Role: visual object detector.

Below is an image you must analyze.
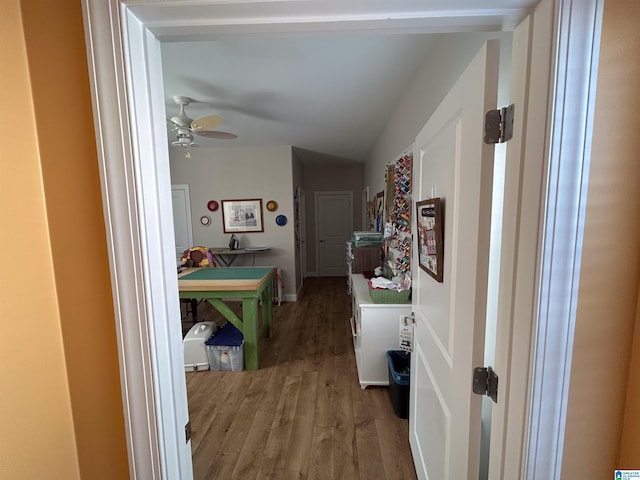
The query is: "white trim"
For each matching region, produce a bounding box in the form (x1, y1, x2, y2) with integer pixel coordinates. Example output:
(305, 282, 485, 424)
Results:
(525, 0, 603, 478)
(125, 13, 192, 478)
(171, 184, 194, 259)
(82, 1, 192, 478)
(81, 1, 162, 478)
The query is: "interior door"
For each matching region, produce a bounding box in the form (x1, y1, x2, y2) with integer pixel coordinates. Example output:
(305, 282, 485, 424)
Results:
(409, 40, 499, 479)
(171, 185, 193, 260)
(316, 191, 352, 276)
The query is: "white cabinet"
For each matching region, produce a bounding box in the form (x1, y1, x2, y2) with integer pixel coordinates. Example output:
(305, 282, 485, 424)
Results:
(350, 274, 411, 389)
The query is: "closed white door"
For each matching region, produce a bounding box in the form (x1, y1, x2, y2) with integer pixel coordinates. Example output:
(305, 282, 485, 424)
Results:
(410, 40, 499, 479)
(171, 185, 193, 260)
(316, 191, 352, 276)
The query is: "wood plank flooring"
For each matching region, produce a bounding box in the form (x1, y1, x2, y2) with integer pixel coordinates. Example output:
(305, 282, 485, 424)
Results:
(184, 277, 417, 480)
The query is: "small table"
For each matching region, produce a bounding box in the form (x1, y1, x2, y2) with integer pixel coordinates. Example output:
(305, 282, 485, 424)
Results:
(178, 267, 275, 370)
(209, 246, 270, 267)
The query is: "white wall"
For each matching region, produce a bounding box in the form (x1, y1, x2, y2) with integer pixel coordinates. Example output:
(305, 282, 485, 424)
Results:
(169, 145, 299, 300)
(364, 31, 512, 193)
(362, 31, 513, 479)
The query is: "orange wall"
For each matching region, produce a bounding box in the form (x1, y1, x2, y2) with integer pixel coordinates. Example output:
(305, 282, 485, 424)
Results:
(562, 0, 640, 477)
(0, 0, 129, 479)
(3, 0, 639, 478)
(0, 1, 80, 478)
(621, 287, 640, 464)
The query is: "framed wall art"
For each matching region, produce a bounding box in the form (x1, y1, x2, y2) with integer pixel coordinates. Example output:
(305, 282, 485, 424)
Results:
(221, 198, 264, 233)
(375, 191, 384, 233)
(416, 198, 443, 282)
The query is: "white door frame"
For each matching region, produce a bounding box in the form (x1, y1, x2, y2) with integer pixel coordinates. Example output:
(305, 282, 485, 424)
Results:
(80, 1, 602, 478)
(297, 186, 307, 281)
(522, 1, 603, 478)
(171, 184, 193, 260)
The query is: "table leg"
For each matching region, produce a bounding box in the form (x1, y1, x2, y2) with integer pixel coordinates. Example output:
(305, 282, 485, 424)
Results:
(190, 298, 198, 322)
(242, 297, 259, 370)
(213, 254, 232, 267)
(261, 281, 274, 338)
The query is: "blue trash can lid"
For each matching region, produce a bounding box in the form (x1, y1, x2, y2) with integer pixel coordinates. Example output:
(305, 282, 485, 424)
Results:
(205, 322, 244, 346)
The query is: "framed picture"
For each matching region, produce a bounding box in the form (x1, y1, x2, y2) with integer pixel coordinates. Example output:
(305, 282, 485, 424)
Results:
(416, 198, 444, 282)
(375, 191, 384, 233)
(221, 198, 264, 233)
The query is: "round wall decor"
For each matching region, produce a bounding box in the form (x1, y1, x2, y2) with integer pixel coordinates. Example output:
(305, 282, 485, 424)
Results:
(207, 200, 219, 212)
(200, 215, 211, 226)
(275, 214, 287, 226)
(266, 200, 278, 212)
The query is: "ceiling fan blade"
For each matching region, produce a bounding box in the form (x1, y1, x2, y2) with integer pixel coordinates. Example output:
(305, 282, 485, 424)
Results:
(190, 115, 222, 131)
(196, 130, 238, 140)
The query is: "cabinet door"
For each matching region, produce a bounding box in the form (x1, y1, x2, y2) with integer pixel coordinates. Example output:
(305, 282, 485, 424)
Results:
(359, 306, 411, 388)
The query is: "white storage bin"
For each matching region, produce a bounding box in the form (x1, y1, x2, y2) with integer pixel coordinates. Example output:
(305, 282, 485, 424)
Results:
(183, 321, 217, 372)
(206, 344, 244, 371)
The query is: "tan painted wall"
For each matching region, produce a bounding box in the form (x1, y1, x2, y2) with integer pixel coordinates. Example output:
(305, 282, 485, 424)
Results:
(0, 0, 129, 479)
(562, 0, 640, 477)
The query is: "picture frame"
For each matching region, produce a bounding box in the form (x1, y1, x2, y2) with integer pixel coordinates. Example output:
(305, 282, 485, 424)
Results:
(221, 198, 264, 233)
(375, 191, 384, 233)
(416, 198, 444, 282)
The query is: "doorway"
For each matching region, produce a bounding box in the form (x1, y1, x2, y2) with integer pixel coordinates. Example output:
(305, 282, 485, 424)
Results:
(83, 1, 602, 478)
(315, 191, 352, 277)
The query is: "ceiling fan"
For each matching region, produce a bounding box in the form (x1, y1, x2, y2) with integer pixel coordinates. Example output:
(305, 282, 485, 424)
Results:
(167, 95, 237, 147)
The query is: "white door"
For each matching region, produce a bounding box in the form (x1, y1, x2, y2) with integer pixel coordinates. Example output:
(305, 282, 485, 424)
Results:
(409, 40, 499, 479)
(171, 185, 193, 260)
(316, 191, 352, 276)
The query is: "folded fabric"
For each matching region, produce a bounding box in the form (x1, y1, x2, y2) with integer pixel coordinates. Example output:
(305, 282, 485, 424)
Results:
(180, 246, 215, 267)
(369, 277, 402, 290)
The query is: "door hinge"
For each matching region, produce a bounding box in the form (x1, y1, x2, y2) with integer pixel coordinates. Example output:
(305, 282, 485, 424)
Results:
(472, 366, 498, 403)
(484, 104, 514, 144)
(185, 421, 192, 443)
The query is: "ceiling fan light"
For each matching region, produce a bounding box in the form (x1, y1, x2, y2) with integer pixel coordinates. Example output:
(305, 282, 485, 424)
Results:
(168, 96, 234, 145)
(171, 114, 193, 127)
(172, 131, 196, 147)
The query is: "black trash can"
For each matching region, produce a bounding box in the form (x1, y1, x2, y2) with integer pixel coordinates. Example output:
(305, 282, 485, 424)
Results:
(386, 350, 411, 419)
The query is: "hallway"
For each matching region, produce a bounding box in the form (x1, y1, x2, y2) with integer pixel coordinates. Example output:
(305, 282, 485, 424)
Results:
(185, 277, 416, 479)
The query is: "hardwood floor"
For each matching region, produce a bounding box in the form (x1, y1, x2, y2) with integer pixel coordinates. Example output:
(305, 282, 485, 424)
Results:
(184, 277, 417, 480)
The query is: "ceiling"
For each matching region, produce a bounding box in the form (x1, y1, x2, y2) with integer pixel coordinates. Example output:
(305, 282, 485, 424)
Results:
(161, 34, 441, 162)
(158, 1, 537, 164)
